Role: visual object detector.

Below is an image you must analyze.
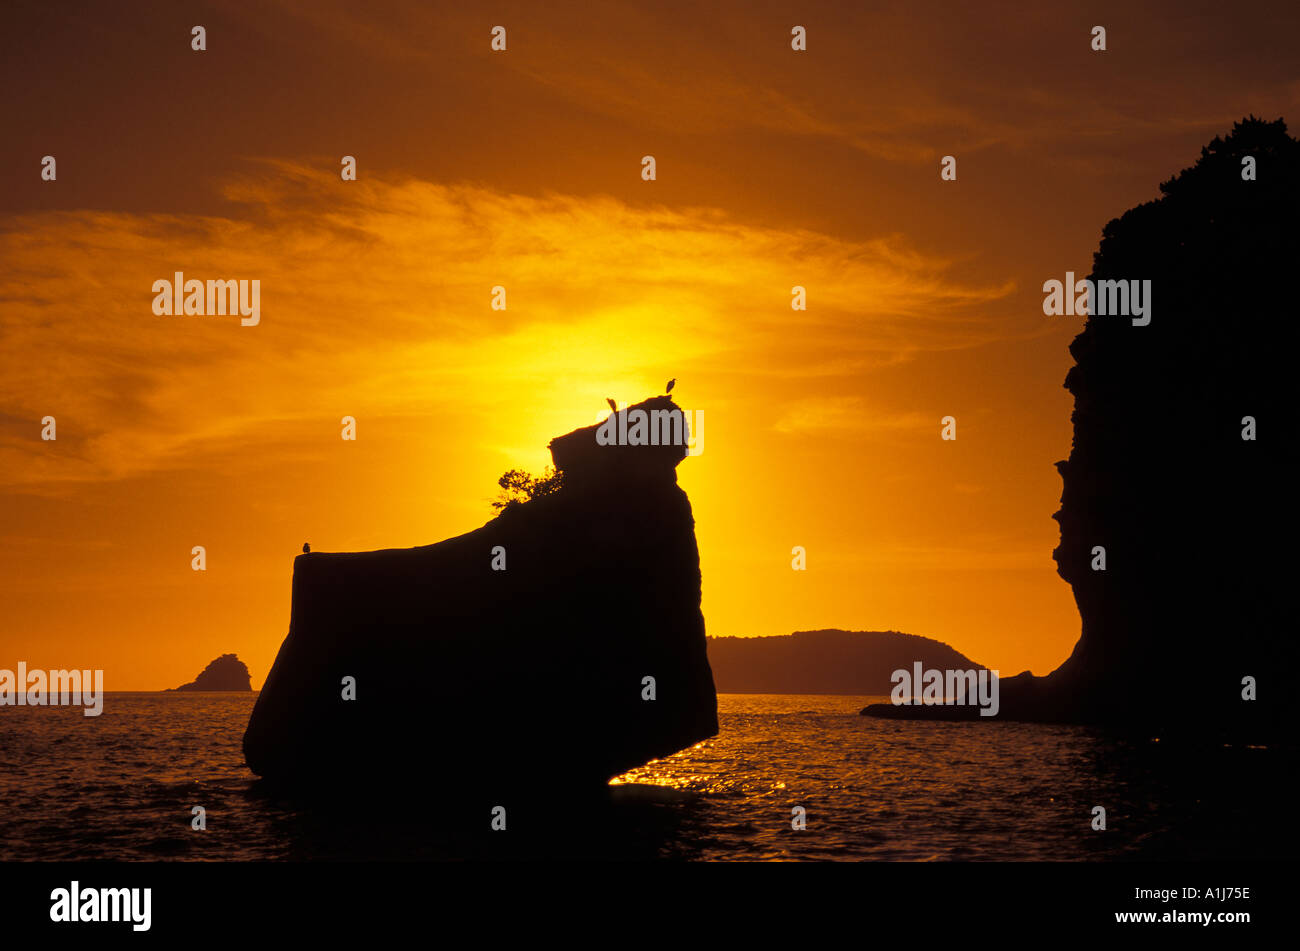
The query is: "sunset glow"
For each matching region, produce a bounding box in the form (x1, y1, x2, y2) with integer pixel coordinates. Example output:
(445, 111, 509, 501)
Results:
(4, 1, 1297, 689)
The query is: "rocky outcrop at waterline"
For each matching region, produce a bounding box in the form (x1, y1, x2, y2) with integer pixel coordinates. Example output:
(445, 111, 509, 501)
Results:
(243, 396, 718, 789)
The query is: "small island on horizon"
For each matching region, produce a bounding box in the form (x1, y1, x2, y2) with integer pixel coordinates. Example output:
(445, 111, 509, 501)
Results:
(167, 653, 253, 692)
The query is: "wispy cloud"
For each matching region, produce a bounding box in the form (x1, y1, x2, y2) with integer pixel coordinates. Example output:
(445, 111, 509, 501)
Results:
(772, 397, 932, 436)
(0, 163, 1013, 489)
(259, 0, 1300, 166)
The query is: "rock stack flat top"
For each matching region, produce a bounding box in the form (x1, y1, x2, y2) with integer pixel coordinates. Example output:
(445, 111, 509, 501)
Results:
(549, 396, 689, 486)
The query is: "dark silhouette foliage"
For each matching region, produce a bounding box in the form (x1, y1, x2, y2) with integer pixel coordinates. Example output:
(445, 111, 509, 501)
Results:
(490, 465, 564, 514)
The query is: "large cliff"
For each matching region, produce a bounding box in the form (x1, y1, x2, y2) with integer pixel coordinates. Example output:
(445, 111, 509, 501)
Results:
(1046, 117, 1297, 732)
(243, 396, 718, 789)
(866, 118, 1298, 733)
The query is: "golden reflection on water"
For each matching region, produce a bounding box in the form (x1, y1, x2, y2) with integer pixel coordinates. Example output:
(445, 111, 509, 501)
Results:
(1, 692, 1281, 860)
(610, 741, 715, 790)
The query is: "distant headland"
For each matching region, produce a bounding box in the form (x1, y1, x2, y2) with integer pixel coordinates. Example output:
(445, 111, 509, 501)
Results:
(707, 629, 984, 695)
(167, 654, 253, 692)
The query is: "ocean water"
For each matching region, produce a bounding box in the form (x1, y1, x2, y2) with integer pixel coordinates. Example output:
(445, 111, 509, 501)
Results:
(0, 693, 1283, 861)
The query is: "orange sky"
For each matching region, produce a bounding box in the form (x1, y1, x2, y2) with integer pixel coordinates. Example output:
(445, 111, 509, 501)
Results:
(3, 1, 1298, 688)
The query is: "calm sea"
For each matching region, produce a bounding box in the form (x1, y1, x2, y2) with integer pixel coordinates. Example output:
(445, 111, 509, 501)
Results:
(0, 692, 1283, 861)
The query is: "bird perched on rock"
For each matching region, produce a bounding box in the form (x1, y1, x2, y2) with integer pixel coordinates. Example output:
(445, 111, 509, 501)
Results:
(606, 398, 617, 412)
(302, 543, 310, 553)
(665, 378, 676, 393)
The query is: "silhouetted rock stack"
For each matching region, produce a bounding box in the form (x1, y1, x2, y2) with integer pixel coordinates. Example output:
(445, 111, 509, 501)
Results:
(243, 396, 717, 791)
(866, 118, 1298, 735)
(168, 653, 252, 691)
